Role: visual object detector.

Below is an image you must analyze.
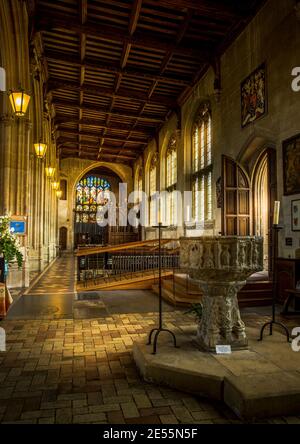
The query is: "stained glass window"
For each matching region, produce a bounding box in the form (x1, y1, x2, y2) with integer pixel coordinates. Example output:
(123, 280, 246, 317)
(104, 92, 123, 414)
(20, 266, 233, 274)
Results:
(75, 176, 111, 223)
(192, 104, 213, 223)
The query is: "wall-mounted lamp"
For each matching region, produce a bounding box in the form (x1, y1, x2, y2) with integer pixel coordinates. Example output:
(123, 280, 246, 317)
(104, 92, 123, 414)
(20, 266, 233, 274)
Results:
(45, 167, 55, 178)
(51, 181, 59, 190)
(34, 141, 47, 159)
(8, 86, 31, 117)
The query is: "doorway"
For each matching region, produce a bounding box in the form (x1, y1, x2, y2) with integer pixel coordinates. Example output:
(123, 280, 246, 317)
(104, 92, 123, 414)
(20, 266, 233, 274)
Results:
(253, 153, 269, 270)
(59, 227, 67, 251)
(222, 148, 277, 276)
(252, 149, 277, 274)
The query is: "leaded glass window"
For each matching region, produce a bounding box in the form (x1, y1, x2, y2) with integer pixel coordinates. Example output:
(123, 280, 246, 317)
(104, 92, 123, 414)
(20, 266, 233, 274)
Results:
(149, 154, 157, 226)
(75, 176, 111, 223)
(166, 136, 177, 226)
(192, 104, 213, 223)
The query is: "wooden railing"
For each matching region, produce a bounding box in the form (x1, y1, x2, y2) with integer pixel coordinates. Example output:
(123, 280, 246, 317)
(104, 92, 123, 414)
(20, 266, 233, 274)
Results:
(76, 239, 180, 287)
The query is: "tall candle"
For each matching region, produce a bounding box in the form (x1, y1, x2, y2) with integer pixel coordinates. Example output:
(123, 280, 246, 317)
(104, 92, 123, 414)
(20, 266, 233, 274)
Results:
(157, 197, 162, 224)
(273, 201, 280, 225)
(186, 205, 191, 223)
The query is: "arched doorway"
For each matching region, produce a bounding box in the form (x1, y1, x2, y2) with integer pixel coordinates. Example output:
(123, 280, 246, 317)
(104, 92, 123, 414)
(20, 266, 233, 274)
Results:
(222, 148, 277, 275)
(59, 227, 68, 251)
(252, 148, 277, 274)
(253, 153, 269, 270)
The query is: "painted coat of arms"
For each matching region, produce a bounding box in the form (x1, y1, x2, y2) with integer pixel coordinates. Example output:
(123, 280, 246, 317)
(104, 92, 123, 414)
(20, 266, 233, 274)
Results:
(241, 64, 266, 128)
(283, 134, 300, 196)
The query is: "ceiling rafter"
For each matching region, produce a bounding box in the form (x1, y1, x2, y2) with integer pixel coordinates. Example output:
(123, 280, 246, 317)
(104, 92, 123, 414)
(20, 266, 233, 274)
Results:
(47, 79, 175, 108)
(58, 138, 143, 152)
(143, 0, 251, 17)
(61, 146, 137, 161)
(53, 100, 164, 123)
(33, 0, 265, 164)
(44, 50, 190, 85)
(99, 0, 143, 161)
(35, 15, 212, 59)
(56, 130, 148, 145)
(78, 0, 88, 158)
(54, 117, 153, 135)
(120, 7, 194, 153)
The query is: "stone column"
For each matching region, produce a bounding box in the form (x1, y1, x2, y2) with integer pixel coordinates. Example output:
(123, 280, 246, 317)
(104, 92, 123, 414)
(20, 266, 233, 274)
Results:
(197, 281, 247, 351)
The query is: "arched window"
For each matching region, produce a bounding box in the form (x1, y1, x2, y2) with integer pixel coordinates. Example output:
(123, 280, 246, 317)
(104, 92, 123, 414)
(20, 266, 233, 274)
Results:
(75, 176, 111, 223)
(166, 136, 177, 226)
(192, 104, 212, 223)
(149, 154, 157, 226)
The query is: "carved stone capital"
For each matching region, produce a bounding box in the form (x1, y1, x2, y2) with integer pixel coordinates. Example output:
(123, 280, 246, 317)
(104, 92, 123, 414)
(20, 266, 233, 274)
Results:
(0, 113, 14, 126)
(24, 118, 33, 131)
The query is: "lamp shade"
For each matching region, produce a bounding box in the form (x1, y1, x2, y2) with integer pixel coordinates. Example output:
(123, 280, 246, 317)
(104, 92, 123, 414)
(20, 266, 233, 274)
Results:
(56, 190, 63, 199)
(9, 88, 31, 117)
(45, 167, 55, 178)
(51, 181, 59, 190)
(34, 141, 47, 159)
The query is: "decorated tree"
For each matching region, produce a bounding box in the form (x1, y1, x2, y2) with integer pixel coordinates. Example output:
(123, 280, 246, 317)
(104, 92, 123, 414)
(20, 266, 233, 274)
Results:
(0, 216, 23, 268)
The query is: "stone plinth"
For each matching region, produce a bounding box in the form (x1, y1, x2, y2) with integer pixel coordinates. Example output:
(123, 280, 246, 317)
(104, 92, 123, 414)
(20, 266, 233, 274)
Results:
(180, 236, 263, 351)
(133, 325, 300, 420)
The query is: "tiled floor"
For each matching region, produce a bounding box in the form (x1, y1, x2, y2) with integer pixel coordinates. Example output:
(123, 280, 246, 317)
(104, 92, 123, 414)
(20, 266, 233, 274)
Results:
(0, 255, 300, 424)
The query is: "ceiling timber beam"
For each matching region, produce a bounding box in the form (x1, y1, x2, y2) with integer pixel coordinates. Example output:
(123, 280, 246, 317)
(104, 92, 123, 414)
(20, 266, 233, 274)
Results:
(47, 79, 176, 107)
(56, 129, 148, 144)
(35, 15, 212, 59)
(44, 50, 190, 85)
(52, 100, 165, 123)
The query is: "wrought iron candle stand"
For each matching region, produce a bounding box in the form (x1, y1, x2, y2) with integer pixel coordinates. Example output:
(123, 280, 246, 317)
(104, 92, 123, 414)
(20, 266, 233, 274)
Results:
(259, 225, 290, 342)
(147, 222, 178, 354)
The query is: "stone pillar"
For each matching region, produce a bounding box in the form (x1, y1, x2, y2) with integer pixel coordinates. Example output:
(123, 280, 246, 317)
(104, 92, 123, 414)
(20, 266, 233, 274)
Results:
(197, 281, 247, 351)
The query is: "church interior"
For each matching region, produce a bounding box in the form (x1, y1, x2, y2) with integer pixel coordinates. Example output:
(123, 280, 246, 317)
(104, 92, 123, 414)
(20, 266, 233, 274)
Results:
(0, 0, 300, 426)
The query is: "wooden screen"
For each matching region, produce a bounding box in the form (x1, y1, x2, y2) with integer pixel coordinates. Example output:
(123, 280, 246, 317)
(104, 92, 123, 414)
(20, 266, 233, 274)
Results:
(222, 155, 251, 236)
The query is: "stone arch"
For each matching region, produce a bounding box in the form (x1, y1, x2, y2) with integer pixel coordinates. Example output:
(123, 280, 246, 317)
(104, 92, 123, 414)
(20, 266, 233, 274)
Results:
(182, 98, 212, 183)
(236, 132, 277, 176)
(160, 131, 178, 191)
(72, 162, 128, 196)
(144, 149, 158, 196)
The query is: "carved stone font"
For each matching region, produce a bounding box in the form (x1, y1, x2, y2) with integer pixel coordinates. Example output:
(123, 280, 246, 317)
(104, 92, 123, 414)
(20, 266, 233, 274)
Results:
(180, 236, 263, 351)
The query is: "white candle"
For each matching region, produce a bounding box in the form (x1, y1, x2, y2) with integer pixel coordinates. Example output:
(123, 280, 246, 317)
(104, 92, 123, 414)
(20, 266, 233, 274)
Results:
(158, 197, 162, 224)
(273, 201, 280, 225)
(186, 205, 191, 223)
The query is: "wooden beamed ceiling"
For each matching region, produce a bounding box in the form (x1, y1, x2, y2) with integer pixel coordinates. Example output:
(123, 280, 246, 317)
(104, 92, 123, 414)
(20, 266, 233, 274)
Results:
(30, 0, 265, 165)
